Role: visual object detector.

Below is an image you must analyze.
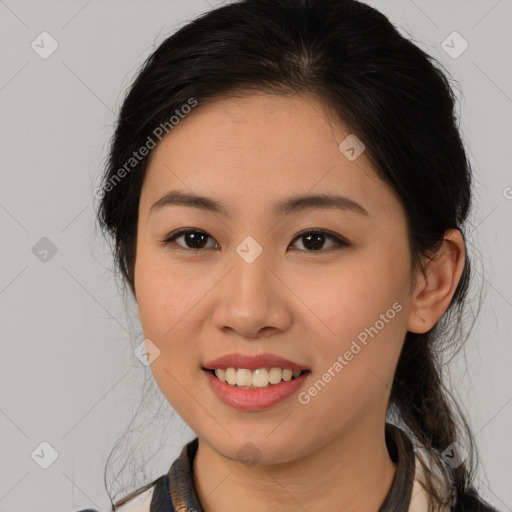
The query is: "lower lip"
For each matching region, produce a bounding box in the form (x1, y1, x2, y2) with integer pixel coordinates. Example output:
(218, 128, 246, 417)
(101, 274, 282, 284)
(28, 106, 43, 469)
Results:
(203, 370, 310, 411)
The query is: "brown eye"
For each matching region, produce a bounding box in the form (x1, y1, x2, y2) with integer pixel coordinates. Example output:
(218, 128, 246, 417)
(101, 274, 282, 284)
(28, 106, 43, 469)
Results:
(162, 228, 348, 253)
(289, 230, 348, 252)
(163, 229, 219, 250)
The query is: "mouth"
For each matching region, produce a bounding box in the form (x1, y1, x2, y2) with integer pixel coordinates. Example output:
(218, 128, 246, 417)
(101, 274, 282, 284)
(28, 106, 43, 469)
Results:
(202, 353, 311, 410)
(203, 367, 311, 390)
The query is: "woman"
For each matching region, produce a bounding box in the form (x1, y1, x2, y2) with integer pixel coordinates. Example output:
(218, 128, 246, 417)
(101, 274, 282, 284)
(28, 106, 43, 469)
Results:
(89, 0, 501, 510)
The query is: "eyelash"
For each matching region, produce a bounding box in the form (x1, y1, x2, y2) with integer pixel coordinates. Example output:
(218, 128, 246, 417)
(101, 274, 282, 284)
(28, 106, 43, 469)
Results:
(161, 228, 349, 253)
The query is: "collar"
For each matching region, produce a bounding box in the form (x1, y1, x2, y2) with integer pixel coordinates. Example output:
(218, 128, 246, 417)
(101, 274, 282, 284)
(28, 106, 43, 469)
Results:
(146, 422, 420, 512)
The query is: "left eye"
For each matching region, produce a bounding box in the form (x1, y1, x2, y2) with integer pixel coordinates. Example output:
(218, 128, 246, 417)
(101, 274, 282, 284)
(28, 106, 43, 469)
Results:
(289, 230, 348, 252)
(162, 229, 348, 252)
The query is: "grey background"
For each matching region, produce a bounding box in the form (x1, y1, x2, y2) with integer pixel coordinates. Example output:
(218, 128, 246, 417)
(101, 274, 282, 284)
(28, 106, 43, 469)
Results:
(1, 1, 511, 511)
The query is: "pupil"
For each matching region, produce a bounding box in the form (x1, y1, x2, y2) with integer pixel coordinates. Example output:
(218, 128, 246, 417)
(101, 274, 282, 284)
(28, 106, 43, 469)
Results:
(186, 231, 207, 248)
(304, 233, 324, 250)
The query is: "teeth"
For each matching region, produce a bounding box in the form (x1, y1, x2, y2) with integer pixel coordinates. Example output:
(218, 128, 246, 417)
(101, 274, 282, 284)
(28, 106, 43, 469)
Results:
(269, 367, 282, 384)
(214, 367, 304, 388)
(252, 368, 269, 387)
(282, 369, 293, 381)
(225, 367, 237, 385)
(236, 368, 252, 387)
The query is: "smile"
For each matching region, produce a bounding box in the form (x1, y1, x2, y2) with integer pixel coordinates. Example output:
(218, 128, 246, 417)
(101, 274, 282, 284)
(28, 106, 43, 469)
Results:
(202, 368, 311, 411)
(211, 367, 305, 389)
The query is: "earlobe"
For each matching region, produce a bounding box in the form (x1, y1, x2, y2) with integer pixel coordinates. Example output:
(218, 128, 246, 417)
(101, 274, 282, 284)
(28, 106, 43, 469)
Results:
(405, 229, 466, 334)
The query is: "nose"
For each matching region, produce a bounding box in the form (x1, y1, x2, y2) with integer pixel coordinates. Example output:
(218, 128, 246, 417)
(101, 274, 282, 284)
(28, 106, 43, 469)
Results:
(211, 245, 293, 338)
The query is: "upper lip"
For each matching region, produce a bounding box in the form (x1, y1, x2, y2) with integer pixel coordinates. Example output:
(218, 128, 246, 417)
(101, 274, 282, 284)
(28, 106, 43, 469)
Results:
(203, 352, 310, 371)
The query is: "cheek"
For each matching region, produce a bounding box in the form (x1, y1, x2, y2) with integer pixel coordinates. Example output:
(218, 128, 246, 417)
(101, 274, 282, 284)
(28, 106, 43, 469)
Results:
(310, 283, 405, 385)
(135, 243, 200, 335)
(296, 246, 409, 340)
(294, 249, 409, 407)
(134, 247, 204, 414)
(298, 291, 406, 432)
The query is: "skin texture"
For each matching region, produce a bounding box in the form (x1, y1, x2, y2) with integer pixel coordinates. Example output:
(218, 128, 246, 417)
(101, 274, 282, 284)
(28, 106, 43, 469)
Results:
(134, 91, 465, 512)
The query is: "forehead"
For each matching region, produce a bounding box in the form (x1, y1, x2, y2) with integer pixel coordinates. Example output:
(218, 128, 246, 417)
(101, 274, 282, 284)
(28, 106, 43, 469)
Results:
(141, 91, 402, 221)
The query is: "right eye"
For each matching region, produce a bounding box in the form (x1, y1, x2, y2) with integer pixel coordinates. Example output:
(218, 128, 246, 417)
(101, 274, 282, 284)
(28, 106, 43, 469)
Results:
(162, 229, 219, 251)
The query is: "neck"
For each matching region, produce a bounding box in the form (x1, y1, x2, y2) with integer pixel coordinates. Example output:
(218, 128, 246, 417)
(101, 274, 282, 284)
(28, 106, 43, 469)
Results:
(193, 419, 397, 512)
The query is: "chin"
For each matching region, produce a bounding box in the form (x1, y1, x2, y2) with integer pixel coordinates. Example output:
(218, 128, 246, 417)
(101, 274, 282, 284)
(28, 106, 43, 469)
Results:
(204, 430, 306, 466)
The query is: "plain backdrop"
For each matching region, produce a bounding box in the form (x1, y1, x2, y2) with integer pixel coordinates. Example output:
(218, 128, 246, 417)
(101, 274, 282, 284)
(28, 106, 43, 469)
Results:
(0, 1, 511, 511)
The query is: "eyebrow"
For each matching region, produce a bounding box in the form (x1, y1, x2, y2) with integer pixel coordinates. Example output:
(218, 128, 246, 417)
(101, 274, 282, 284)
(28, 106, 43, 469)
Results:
(149, 190, 369, 217)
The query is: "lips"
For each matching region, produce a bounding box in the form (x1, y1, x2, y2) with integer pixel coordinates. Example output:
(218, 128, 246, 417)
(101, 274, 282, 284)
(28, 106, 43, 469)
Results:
(203, 367, 310, 411)
(203, 352, 310, 372)
(202, 352, 311, 410)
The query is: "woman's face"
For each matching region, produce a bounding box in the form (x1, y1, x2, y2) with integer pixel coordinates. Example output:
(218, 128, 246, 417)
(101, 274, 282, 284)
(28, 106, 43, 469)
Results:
(134, 91, 416, 464)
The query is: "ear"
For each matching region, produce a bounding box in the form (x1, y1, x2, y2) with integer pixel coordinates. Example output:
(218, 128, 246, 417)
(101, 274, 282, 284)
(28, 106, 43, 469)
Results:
(406, 229, 466, 334)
